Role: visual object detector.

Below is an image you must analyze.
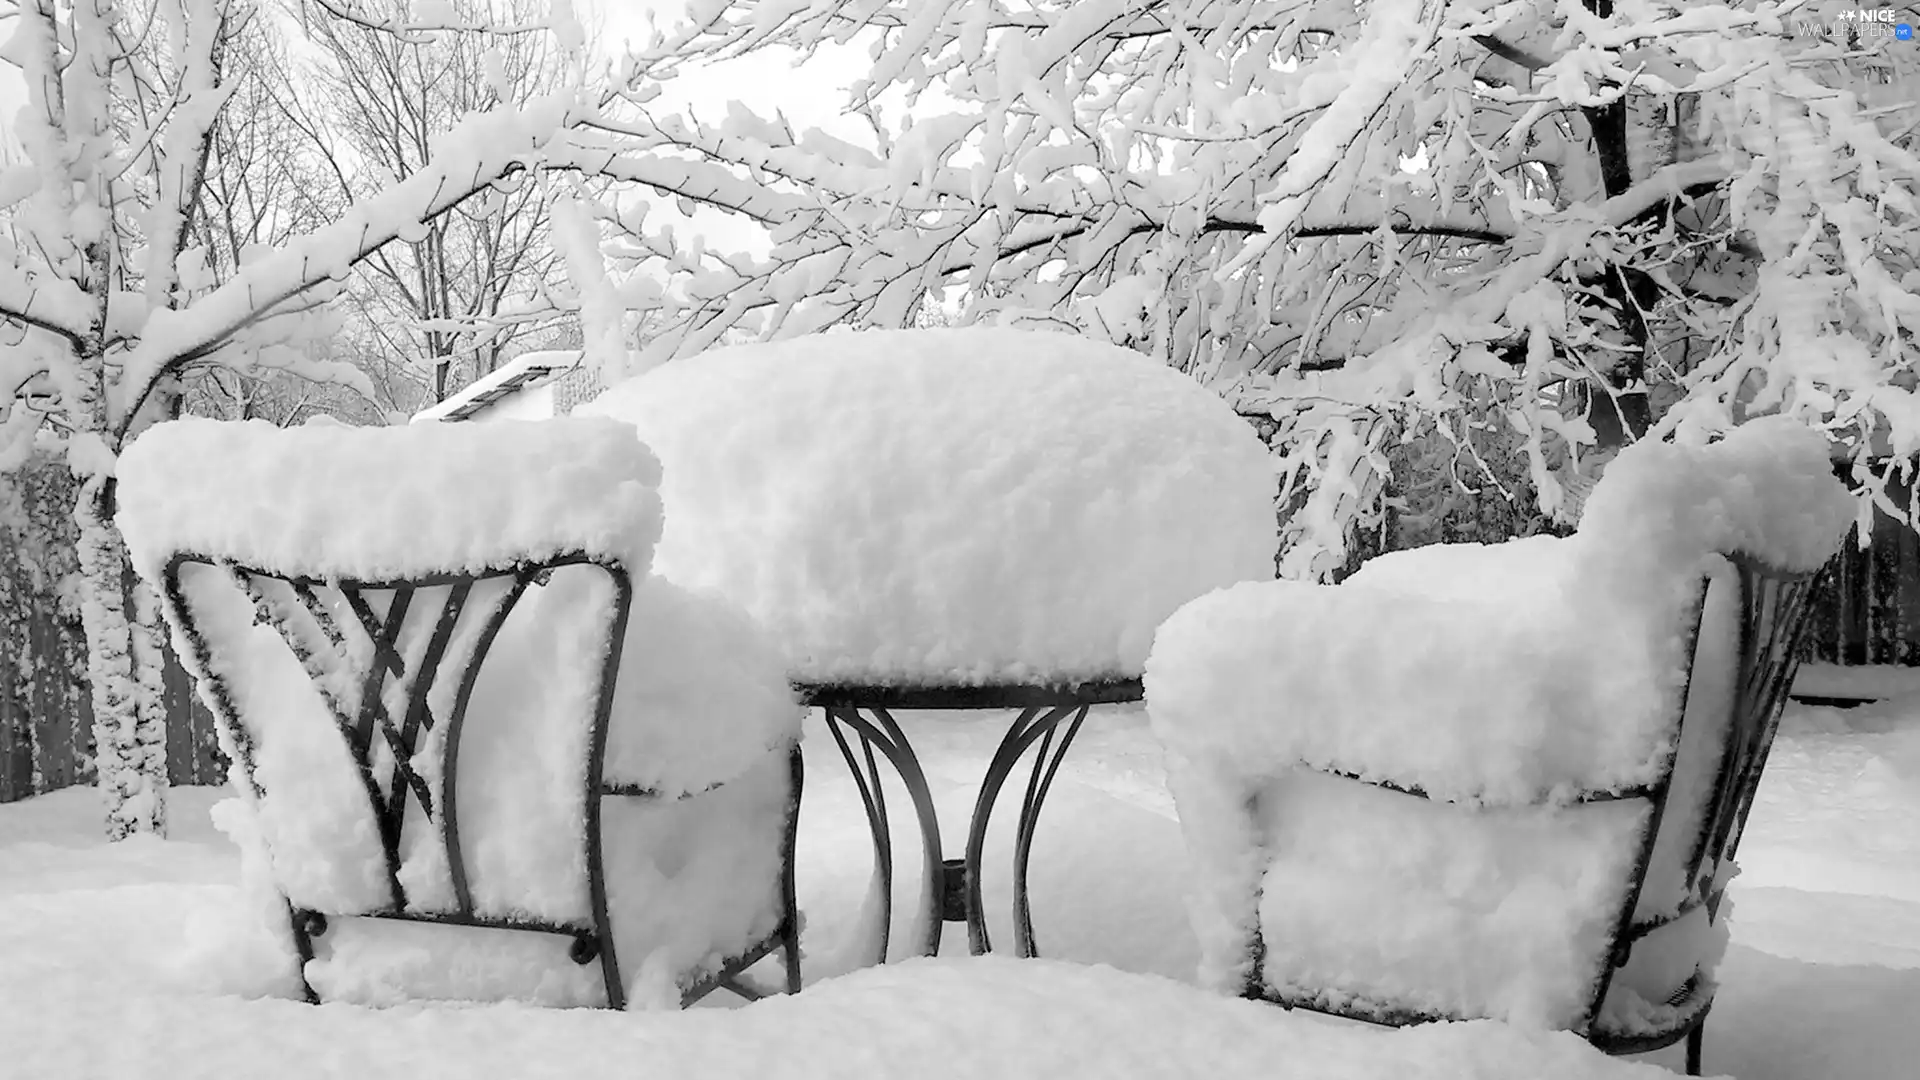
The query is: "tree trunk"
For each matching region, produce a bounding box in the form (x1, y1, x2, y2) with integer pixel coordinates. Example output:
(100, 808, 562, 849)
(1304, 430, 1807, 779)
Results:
(74, 480, 168, 839)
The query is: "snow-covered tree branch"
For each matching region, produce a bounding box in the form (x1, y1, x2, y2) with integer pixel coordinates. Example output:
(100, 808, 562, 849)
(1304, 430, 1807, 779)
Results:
(588, 0, 1920, 578)
(0, 0, 644, 839)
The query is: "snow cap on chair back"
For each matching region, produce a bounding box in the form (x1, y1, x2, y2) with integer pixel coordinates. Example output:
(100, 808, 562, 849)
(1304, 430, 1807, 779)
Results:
(1555, 415, 1857, 802)
(1575, 414, 1855, 583)
(114, 416, 665, 585)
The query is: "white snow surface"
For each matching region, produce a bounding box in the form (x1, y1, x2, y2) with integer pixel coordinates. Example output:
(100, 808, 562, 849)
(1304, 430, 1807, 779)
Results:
(114, 416, 664, 582)
(580, 327, 1278, 686)
(7, 696, 1920, 1078)
(598, 575, 806, 796)
(1249, 771, 1651, 1028)
(1144, 417, 1854, 1028)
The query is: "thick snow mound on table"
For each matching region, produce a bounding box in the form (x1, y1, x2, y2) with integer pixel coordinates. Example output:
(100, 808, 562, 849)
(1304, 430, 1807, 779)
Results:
(115, 416, 664, 583)
(580, 327, 1278, 686)
(1146, 417, 1853, 1026)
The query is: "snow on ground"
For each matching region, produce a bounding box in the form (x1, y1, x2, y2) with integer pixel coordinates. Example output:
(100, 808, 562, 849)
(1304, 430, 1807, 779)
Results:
(4, 699, 1919, 1078)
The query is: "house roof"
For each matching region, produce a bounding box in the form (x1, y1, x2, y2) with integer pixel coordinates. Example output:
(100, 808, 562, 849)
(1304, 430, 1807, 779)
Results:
(410, 351, 583, 423)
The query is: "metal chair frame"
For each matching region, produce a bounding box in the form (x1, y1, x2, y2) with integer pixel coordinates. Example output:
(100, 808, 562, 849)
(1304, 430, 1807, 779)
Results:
(1237, 553, 1820, 1076)
(159, 551, 803, 1009)
(795, 679, 1142, 962)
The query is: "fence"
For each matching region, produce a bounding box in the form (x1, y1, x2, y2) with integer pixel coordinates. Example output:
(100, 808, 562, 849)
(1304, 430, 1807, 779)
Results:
(1803, 501, 1920, 667)
(0, 606, 224, 804)
(0, 458, 223, 805)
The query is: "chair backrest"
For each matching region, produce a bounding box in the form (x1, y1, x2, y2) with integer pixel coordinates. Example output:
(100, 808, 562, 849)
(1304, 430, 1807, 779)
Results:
(161, 553, 634, 925)
(1691, 557, 1820, 909)
(1588, 553, 1820, 1023)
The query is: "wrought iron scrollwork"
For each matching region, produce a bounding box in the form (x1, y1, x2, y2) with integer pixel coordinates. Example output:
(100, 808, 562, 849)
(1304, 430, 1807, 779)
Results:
(162, 553, 804, 1010)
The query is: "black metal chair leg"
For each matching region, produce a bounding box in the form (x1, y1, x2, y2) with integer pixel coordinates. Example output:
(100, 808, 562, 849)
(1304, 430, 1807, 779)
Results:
(288, 904, 321, 1004)
(1686, 1021, 1704, 1076)
(782, 745, 805, 994)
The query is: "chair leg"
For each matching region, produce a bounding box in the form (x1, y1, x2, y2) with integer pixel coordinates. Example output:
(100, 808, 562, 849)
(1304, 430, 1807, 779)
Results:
(783, 743, 804, 995)
(287, 904, 322, 1005)
(1686, 1021, 1705, 1076)
(781, 912, 803, 995)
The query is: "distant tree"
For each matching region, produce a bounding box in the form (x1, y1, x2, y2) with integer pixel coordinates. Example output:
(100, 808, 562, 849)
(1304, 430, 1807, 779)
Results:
(0, 0, 645, 838)
(290, 0, 584, 402)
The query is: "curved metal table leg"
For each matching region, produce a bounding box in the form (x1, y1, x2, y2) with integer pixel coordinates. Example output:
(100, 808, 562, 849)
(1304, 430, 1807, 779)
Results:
(823, 706, 947, 961)
(962, 704, 1090, 957)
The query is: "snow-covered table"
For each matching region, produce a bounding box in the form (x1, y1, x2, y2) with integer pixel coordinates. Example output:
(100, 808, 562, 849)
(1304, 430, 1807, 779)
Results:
(581, 328, 1278, 961)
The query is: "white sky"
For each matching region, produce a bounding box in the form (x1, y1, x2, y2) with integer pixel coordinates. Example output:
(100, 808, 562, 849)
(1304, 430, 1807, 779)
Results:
(598, 0, 869, 258)
(0, 1, 864, 251)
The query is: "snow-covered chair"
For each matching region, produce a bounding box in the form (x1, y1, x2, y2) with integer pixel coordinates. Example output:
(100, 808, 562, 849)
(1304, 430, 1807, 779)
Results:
(1145, 417, 1857, 1074)
(115, 417, 806, 1010)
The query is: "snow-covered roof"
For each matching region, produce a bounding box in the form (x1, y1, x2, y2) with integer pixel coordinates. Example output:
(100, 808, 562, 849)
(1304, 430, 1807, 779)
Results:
(410, 351, 582, 423)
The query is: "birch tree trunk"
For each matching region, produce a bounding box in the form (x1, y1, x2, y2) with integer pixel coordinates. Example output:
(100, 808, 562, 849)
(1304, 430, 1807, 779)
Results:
(74, 480, 168, 840)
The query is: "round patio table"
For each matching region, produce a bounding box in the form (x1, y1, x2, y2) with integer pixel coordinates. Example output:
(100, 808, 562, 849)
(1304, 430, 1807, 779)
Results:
(579, 327, 1278, 963)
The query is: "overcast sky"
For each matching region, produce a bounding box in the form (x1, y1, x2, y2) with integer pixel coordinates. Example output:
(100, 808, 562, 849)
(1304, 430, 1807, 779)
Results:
(602, 0, 869, 258)
(0, 0, 866, 253)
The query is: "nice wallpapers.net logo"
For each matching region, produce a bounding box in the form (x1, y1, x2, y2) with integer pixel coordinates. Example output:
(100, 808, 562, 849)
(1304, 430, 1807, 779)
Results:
(1792, 8, 1916, 40)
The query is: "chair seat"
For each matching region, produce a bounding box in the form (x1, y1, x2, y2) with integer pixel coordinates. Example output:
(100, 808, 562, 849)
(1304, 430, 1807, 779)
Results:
(307, 748, 797, 1008)
(1249, 769, 1654, 1029)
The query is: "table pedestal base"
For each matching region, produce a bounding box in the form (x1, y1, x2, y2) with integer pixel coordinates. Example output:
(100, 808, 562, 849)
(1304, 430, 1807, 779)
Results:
(802, 681, 1139, 964)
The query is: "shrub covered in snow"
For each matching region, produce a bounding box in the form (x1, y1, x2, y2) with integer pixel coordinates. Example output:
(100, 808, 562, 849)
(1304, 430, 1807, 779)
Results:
(581, 326, 1279, 687)
(1145, 416, 1854, 1029)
